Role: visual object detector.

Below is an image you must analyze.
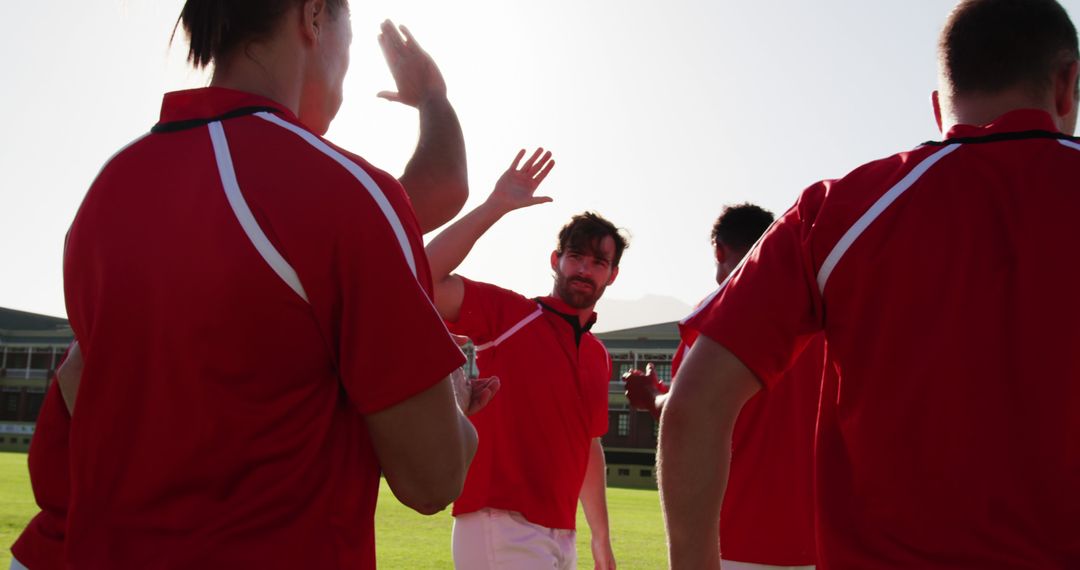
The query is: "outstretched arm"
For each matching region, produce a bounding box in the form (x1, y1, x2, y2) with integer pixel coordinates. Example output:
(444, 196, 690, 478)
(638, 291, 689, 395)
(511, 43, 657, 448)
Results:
(425, 148, 555, 321)
(657, 336, 761, 569)
(378, 20, 468, 233)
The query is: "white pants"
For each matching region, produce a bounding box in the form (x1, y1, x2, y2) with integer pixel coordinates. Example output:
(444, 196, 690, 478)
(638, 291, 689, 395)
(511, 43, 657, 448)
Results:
(722, 560, 815, 570)
(9, 558, 29, 570)
(452, 509, 577, 570)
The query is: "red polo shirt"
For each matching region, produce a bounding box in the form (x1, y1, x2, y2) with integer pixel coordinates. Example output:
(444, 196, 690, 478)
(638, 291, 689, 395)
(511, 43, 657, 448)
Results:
(448, 278, 610, 530)
(11, 366, 71, 570)
(61, 88, 463, 569)
(684, 109, 1080, 568)
(671, 329, 820, 566)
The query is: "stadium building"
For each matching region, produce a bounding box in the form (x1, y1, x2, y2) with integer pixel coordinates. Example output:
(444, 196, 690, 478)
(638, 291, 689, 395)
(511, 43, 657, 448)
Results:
(0, 307, 73, 452)
(595, 322, 678, 489)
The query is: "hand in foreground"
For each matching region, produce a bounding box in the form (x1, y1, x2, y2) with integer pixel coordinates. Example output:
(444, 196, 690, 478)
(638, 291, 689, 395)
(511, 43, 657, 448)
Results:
(591, 535, 617, 570)
(622, 363, 666, 415)
(485, 148, 555, 214)
(464, 376, 500, 416)
(450, 368, 501, 416)
(377, 20, 446, 107)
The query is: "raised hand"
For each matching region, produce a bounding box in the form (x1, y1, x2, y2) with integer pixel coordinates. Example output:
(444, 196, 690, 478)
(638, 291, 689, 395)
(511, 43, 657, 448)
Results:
(377, 20, 446, 107)
(622, 363, 666, 417)
(485, 148, 556, 214)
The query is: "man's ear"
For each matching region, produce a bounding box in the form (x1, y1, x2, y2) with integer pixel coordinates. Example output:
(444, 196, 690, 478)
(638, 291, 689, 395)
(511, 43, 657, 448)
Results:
(300, 0, 325, 44)
(715, 244, 727, 265)
(607, 266, 619, 286)
(550, 251, 560, 272)
(1054, 60, 1079, 118)
(932, 90, 943, 133)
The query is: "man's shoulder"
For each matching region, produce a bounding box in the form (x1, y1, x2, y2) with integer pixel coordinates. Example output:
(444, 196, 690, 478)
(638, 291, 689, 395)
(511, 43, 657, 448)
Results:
(830, 144, 937, 195)
(798, 144, 942, 226)
(460, 277, 534, 307)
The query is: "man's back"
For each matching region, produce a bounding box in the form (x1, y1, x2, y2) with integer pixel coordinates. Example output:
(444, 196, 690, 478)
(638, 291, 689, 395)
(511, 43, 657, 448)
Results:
(62, 89, 460, 568)
(695, 109, 1080, 568)
(812, 110, 1080, 567)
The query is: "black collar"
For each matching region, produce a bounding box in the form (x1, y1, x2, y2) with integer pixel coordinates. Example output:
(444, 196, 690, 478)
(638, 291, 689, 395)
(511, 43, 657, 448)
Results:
(922, 129, 1078, 147)
(534, 298, 595, 348)
(151, 106, 283, 134)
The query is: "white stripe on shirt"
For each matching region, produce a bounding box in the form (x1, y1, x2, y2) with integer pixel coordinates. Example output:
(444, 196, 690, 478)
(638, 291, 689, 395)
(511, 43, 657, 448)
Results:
(474, 305, 544, 352)
(816, 144, 960, 295)
(253, 112, 418, 278)
(1058, 138, 1080, 153)
(208, 121, 310, 303)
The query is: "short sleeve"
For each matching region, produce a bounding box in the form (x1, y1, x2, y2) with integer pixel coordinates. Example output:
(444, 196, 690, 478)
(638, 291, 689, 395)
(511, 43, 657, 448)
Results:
(588, 349, 612, 437)
(683, 183, 826, 389)
(447, 277, 535, 346)
(335, 200, 465, 415)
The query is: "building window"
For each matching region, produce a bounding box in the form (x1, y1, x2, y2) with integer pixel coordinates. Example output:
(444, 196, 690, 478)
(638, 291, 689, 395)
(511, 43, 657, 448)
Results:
(617, 413, 629, 436)
(1, 390, 20, 421)
(653, 362, 673, 382)
(23, 390, 45, 422)
(617, 468, 630, 476)
(640, 469, 652, 477)
(29, 348, 54, 370)
(4, 348, 28, 370)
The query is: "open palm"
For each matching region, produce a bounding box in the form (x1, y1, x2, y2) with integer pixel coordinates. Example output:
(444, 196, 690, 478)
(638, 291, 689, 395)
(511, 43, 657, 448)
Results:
(487, 148, 556, 213)
(377, 20, 446, 107)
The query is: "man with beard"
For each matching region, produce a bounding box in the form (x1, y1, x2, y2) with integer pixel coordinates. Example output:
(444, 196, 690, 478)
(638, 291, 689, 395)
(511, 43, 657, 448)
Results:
(426, 148, 625, 569)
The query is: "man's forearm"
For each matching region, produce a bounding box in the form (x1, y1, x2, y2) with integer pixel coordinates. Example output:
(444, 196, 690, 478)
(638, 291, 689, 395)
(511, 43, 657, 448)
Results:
(457, 409, 479, 471)
(425, 200, 507, 281)
(658, 337, 761, 569)
(658, 392, 727, 569)
(400, 96, 468, 233)
(580, 438, 612, 542)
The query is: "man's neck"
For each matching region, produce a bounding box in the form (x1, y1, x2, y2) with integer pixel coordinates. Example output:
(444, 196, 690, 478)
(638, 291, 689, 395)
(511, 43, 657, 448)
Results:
(537, 297, 596, 348)
(941, 88, 1059, 134)
(210, 43, 304, 118)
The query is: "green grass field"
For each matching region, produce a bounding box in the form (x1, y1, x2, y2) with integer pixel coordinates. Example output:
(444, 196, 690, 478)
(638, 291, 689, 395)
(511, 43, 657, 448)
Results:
(0, 452, 667, 568)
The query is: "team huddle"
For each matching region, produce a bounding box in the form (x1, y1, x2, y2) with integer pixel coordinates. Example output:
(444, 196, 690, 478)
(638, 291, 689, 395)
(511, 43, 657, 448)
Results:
(10, 0, 1080, 569)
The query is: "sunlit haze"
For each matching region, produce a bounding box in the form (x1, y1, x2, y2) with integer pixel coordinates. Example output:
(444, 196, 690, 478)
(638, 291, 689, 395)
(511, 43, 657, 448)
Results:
(5, 1, 1078, 331)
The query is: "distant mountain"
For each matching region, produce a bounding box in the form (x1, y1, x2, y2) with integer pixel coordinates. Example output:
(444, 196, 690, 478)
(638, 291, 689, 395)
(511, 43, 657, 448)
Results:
(593, 295, 695, 333)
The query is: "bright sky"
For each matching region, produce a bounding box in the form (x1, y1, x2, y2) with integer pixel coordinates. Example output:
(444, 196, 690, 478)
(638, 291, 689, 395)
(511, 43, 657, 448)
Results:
(4, 1, 1079, 331)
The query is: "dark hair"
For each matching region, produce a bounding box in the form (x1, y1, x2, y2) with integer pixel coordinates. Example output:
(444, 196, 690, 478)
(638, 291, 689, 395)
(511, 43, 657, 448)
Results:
(556, 212, 629, 268)
(940, 0, 1079, 97)
(174, 0, 348, 69)
(711, 203, 774, 253)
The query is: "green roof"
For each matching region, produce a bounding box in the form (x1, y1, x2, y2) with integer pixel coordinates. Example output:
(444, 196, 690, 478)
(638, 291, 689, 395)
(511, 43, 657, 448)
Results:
(595, 321, 680, 341)
(0, 307, 73, 345)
